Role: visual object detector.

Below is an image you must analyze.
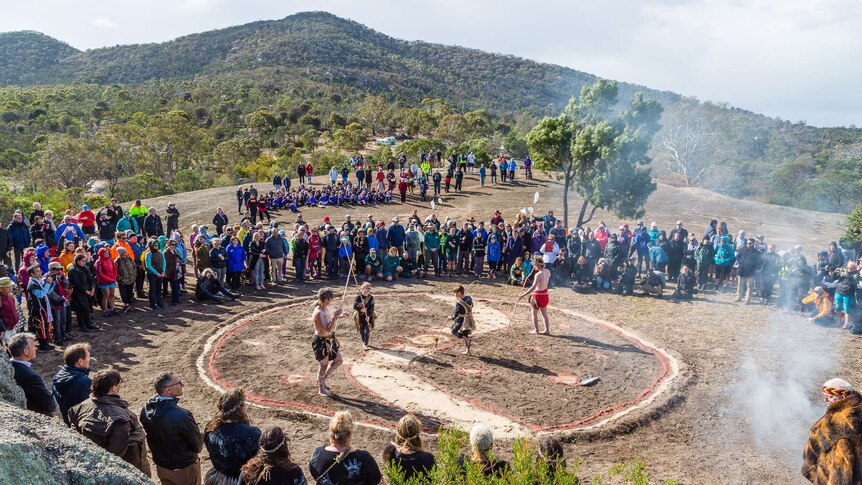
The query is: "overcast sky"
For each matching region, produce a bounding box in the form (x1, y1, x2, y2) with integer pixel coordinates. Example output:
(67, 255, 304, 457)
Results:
(3, 0, 860, 127)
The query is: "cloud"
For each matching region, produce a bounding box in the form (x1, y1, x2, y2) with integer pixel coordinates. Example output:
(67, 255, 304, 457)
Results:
(91, 17, 118, 29)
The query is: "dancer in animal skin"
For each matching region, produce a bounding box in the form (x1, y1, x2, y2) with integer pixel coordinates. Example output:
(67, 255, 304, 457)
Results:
(802, 378, 862, 484)
(312, 288, 346, 397)
(448, 285, 474, 355)
(518, 255, 551, 335)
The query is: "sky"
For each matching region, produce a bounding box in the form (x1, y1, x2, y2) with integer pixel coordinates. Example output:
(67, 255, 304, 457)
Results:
(2, 0, 861, 127)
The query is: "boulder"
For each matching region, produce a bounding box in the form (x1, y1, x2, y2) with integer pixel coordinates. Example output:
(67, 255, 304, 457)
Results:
(0, 351, 25, 408)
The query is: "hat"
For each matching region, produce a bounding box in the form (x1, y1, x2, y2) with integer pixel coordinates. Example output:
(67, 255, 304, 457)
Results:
(48, 262, 62, 270)
(123, 210, 130, 215)
(637, 220, 644, 225)
(676, 220, 683, 225)
(651, 222, 657, 227)
(82, 205, 89, 210)
(323, 216, 331, 222)
(135, 199, 141, 204)
(823, 378, 854, 396)
(369, 248, 377, 253)
(392, 216, 399, 222)
(0, 277, 13, 288)
(278, 230, 286, 236)
(813, 286, 824, 293)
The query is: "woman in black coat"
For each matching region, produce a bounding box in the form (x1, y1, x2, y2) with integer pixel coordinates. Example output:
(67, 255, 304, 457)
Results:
(68, 253, 96, 332)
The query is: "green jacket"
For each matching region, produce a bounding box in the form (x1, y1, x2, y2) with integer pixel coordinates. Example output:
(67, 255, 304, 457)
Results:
(424, 231, 441, 251)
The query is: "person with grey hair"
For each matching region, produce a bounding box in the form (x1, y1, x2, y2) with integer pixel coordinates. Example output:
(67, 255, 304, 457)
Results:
(140, 371, 203, 485)
(9, 332, 55, 416)
(458, 422, 510, 477)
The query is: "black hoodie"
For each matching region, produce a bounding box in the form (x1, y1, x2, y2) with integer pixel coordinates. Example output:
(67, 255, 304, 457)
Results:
(140, 396, 203, 469)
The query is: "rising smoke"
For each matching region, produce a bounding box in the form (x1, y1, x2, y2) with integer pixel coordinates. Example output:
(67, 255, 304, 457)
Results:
(725, 309, 838, 468)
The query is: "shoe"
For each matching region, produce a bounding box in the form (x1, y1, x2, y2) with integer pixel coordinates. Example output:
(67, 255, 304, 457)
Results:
(86, 324, 98, 330)
(151, 304, 158, 310)
(157, 303, 165, 309)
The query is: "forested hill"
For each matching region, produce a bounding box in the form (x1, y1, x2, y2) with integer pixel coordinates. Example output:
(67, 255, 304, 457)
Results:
(0, 31, 79, 85)
(0, 11, 677, 114)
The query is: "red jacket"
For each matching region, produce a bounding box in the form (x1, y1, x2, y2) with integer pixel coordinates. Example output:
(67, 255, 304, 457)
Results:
(77, 210, 96, 228)
(0, 293, 18, 331)
(95, 249, 118, 285)
(398, 181, 408, 193)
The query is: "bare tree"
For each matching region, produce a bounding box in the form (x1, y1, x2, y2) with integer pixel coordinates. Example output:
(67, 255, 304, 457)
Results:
(656, 99, 718, 186)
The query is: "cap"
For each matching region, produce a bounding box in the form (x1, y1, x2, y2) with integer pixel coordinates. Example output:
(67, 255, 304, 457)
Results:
(82, 205, 89, 210)
(278, 230, 286, 236)
(676, 220, 683, 225)
(0, 277, 13, 288)
(48, 262, 63, 270)
(392, 216, 399, 222)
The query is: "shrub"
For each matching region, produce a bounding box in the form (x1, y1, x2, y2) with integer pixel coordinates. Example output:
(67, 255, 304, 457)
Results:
(384, 428, 676, 485)
(116, 172, 170, 201)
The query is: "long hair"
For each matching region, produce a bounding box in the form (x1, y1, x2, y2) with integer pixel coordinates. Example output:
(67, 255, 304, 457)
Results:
(205, 389, 250, 434)
(394, 414, 424, 454)
(241, 427, 299, 483)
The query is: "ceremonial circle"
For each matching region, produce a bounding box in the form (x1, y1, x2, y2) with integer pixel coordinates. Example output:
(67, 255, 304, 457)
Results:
(200, 291, 681, 438)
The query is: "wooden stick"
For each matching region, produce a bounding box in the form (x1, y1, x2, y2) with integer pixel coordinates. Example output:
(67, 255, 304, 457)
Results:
(509, 267, 535, 328)
(340, 251, 357, 306)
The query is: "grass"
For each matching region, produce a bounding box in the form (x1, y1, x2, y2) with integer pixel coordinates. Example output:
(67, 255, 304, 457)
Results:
(384, 428, 677, 484)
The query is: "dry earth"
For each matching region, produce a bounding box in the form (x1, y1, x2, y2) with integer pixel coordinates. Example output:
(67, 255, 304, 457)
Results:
(28, 171, 856, 484)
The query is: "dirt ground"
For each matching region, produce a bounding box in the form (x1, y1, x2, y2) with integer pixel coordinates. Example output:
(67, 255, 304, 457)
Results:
(30, 171, 856, 484)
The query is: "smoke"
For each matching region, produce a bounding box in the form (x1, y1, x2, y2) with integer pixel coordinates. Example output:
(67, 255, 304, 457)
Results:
(724, 310, 838, 467)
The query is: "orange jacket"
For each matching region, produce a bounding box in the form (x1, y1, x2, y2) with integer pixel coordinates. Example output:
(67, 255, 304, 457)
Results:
(111, 240, 132, 261)
(802, 292, 833, 319)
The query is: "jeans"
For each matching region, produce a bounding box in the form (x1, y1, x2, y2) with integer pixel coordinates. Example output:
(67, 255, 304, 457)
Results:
(596, 276, 611, 289)
(135, 265, 146, 296)
(213, 267, 226, 284)
(51, 306, 66, 344)
(473, 255, 484, 277)
(325, 252, 339, 277)
(253, 258, 266, 286)
(169, 279, 181, 304)
(200, 286, 235, 303)
(457, 249, 470, 274)
(227, 271, 242, 290)
(294, 256, 306, 280)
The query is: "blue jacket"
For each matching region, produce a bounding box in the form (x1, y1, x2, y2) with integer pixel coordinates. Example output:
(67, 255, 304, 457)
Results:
(55, 222, 86, 244)
(633, 230, 650, 255)
(649, 245, 668, 265)
(714, 244, 734, 266)
(116, 216, 139, 234)
(386, 224, 405, 247)
(8, 220, 30, 249)
(486, 238, 502, 262)
(51, 365, 92, 426)
(226, 244, 245, 272)
(338, 244, 353, 259)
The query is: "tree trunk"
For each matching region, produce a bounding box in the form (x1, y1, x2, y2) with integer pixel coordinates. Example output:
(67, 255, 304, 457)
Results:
(576, 199, 589, 230)
(562, 172, 571, 229)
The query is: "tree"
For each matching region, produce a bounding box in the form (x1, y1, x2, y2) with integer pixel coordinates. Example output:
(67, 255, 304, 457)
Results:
(434, 114, 469, 146)
(528, 80, 662, 228)
(35, 134, 107, 190)
(333, 122, 368, 152)
(464, 109, 493, 136)
(213, 137, 260, 175)
(656, 98, 719, 185)
(356, 95, 389, 136)
(841, 204, 862, 248)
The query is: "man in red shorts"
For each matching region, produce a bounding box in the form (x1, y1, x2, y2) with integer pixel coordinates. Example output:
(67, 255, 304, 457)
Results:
(518, 255, 551, 335)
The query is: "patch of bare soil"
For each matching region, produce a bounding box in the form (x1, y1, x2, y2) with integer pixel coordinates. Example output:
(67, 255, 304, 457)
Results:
(23, 171, 850, 484)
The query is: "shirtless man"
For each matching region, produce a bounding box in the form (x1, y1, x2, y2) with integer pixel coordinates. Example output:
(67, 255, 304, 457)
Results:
(448, 285, 474, 355)
(312, 288, 346, 397)
(518, 255, 551, 335)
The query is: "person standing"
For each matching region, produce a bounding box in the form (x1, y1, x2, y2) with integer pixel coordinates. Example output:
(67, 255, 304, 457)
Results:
(68, 370, 152, 478)
(140, 371, 204, 485)
(7, 212, 30, 269)
(802, 378, 862, 484)
(312, 288, 346, 397)
(166, 203, 180, 236)
(208, 238, 228, 285)
(143, 208, 165, 239)
(212, 208, 228, 236)
(145, 240, 166, 310)
(51, 343, 92, 426)
(203, 389, 261, 485)
(293, 226, 310, 282)
(353, 282, 376, 351)
(448, 285, 474, 355)
(309, 411, 382, 484)
(9, 333, 56, 416)
(517, 256, 552, 335)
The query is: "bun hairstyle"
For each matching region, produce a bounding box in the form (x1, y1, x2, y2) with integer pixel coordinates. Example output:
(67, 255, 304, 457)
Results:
(242, 427, 298, 483)
(469, 422, 494, 462)
(318, 288, 335, 303)
(394, 414, 424, 453)
(329, 411, 354, 446)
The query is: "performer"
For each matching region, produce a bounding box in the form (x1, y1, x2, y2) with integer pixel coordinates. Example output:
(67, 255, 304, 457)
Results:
(448, 285, 474, 355)
(802, 378, 862, 484)
(518, 255, 551, 335)
(312, 288, 346, 397)
(353, 282, 376, 351)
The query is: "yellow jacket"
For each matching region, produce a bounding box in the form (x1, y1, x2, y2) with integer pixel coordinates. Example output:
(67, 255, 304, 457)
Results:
(802, 292, 833, 319)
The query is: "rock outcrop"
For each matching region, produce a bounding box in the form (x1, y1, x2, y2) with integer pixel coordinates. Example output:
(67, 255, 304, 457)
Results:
(0, 355, 152, 484)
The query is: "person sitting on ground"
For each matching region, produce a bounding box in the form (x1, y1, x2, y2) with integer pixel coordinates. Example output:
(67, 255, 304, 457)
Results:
(308, 411, 382, 484)
(9, 332, 56, 416)
(673, 265, 698, 300)
(537, 437, 566, 476)
(458, 422, 510, 478)
(204, 389, 261, 485)
(382, 414, 436, 481)
(195, 268, 237, 304)
(616, 259, 638, 296)
(594, 258, 612, 290)
(51, 343, 92, 427)
(241, 426, 307, 485)
(68, 370, 151, 478)
(801, 286, 834, 326)
(509, 256, 524, 286)
(382, 247, 402, 282)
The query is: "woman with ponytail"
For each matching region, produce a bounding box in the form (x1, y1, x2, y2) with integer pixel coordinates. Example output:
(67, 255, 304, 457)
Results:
(308, 411, 381, 484)
(382, 414, 435, 480)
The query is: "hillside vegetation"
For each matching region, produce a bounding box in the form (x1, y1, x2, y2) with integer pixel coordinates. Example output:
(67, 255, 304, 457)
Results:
(0, 11, 860, 213)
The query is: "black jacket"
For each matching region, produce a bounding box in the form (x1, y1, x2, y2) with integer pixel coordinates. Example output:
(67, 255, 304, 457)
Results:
(143, 214, 164, 239)
(68, 264, 95, 308)
(12, 361, 56, 416)
(196, 276, 226, 300)
(0, 227, 10, 256)
(204, 422, 261, 478)
(140, 396, 203, 469)
(51, 365, 92, 426)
